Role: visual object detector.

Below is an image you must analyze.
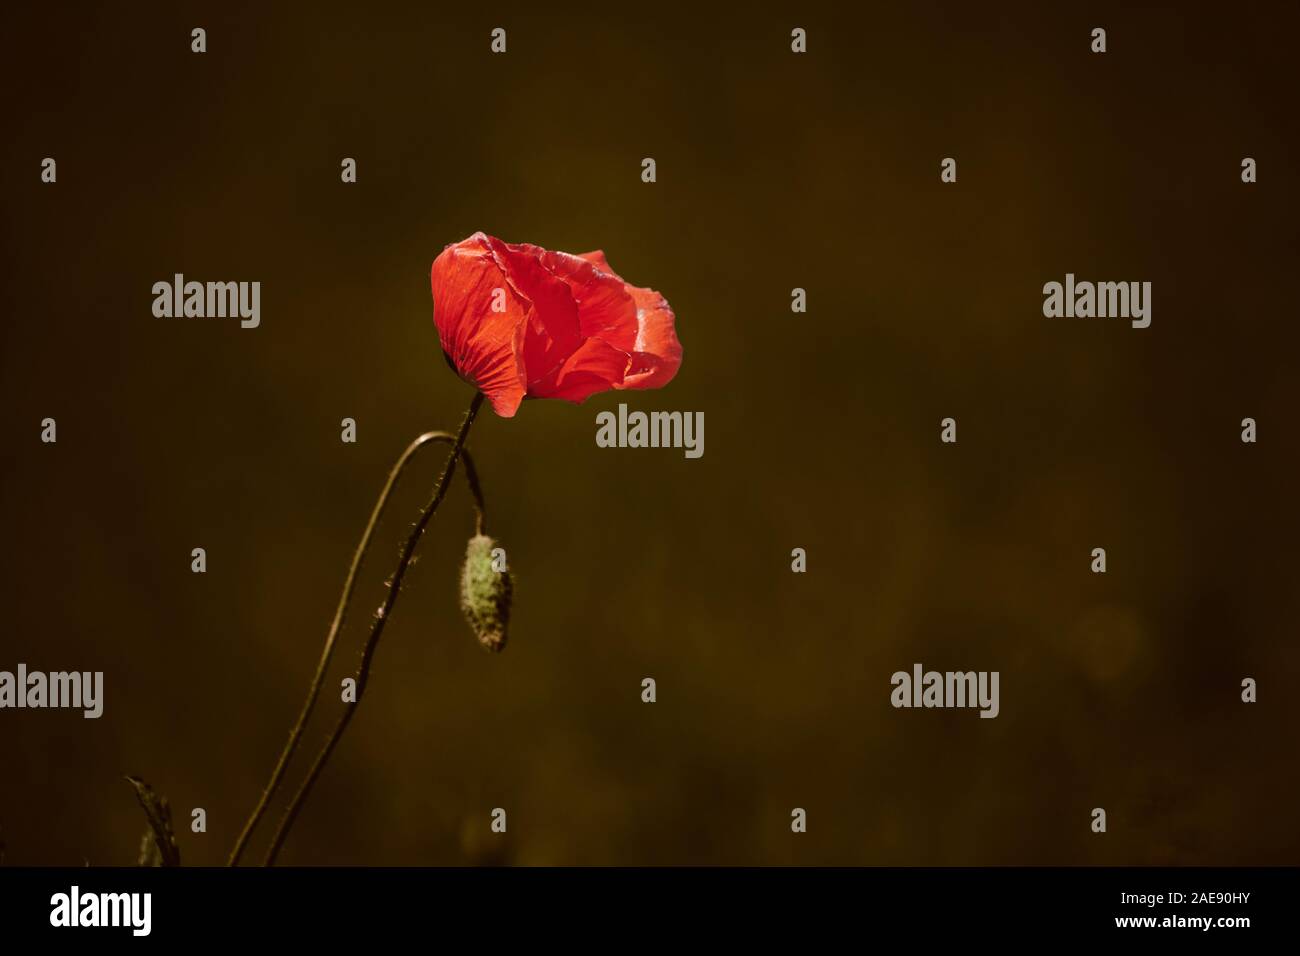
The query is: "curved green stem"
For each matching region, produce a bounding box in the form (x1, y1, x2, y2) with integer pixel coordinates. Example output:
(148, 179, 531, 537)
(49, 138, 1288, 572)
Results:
(228, 395, 487, 866)
(260, 391, 485, 866)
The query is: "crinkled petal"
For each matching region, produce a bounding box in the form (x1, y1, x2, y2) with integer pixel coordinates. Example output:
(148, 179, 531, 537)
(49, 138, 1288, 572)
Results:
(483, 237, 586, 394)
(539, 250, 638, 352)
(431, 234, 527, 417)
(619, 283, 682, 390)
(528, 337, 633, 404)
(431, 236, 682, 416)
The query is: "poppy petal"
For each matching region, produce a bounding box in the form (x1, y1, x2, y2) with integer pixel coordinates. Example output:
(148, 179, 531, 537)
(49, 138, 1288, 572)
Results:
(616, 284, 682, 390)
(539, 250, 639, 353)
(432, 235, 682, 416)
(529, 337, 633, 404)
(481, 237, 586, 392)
(431, 235, 528, 417)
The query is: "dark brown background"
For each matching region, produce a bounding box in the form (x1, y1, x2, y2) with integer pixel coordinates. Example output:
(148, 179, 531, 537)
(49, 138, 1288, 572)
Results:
(1, 1, 1297, 866)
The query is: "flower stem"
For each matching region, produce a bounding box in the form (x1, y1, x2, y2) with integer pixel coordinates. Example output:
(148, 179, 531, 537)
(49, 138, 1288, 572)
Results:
(228, 391, 486, 866)
(260, 391, 484, 865)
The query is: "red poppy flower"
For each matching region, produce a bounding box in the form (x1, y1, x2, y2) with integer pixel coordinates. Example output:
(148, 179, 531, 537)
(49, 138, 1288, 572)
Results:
(431, 232, 683, 417)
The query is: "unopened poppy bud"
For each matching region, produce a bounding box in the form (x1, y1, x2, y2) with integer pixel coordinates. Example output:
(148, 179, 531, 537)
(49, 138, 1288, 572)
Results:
(459, 534, 512, 652)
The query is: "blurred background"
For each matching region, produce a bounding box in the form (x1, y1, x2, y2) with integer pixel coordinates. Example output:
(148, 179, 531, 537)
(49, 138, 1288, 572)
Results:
(1, 0, 1297, 866)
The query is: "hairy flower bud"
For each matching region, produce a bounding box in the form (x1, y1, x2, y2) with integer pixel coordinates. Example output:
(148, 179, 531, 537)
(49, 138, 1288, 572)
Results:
(459, 534, 513, 652)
